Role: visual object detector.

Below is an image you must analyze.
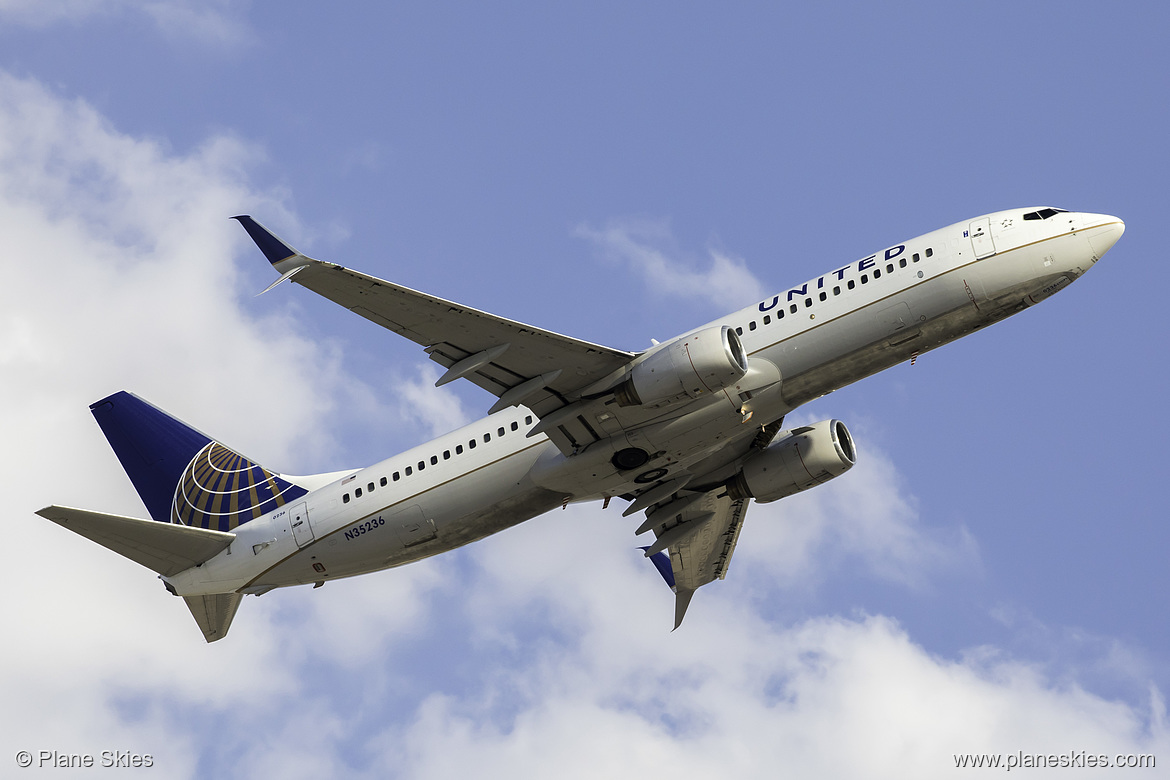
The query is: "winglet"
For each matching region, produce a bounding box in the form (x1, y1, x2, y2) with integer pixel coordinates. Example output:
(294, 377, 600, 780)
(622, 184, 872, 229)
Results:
(673, 589, 695, 631)
(640, 546, 694, 630)
(231, 215, 301, 266)
(641, 546, 676, 590)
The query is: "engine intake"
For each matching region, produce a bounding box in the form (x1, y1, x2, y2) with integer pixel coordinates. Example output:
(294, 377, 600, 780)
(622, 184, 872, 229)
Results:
(614, 325, 748, 407)
(726, 419, 856, 503)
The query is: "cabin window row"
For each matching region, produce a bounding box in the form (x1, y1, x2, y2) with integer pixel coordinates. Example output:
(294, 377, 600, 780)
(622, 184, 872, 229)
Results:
(341, 415, 534, 503)
(735, 247, 933, 336)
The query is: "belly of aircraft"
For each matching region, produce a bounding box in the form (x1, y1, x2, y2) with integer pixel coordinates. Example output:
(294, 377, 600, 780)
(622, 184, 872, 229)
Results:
(249, 483, 567, 588)
(779, 270, 1071, 408)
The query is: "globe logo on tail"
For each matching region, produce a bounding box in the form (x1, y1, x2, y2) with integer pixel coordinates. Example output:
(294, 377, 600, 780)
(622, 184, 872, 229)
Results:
(171, 442, 306, 531)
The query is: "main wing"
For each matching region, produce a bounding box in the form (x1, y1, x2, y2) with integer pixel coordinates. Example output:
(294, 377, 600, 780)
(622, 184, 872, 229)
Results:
(640, 490, 750, 629)
(234, 217, 635, 420)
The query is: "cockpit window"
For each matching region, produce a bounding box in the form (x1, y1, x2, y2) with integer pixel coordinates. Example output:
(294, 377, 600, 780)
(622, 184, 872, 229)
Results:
(1023, 207, 1069, 221)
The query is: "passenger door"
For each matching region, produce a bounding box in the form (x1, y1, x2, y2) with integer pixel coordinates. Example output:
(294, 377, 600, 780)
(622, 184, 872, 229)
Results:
(969, 218, 996, 259)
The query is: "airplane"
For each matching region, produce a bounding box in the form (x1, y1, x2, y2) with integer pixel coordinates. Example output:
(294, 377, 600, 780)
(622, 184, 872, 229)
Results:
(37, 207, 1125, 641)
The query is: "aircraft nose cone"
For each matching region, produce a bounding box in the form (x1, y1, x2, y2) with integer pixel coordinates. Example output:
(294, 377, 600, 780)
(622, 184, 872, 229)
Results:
(1085, 215, 1125, 259)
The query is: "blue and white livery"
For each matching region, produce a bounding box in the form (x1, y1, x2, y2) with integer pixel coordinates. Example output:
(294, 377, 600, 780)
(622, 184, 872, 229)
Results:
(38, 207, 1124, 640)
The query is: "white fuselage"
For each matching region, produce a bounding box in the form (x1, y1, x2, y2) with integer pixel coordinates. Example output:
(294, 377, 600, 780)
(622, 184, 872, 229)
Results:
(166, 208, 1123, 597)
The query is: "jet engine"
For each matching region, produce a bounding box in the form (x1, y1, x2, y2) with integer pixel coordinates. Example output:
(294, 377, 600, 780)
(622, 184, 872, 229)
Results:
(614, 325, 748, 407)
(726, 419, 856, 503)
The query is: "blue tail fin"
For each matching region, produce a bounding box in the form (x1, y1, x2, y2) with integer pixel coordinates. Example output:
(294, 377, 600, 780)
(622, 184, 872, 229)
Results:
(91, 392, 306, 531)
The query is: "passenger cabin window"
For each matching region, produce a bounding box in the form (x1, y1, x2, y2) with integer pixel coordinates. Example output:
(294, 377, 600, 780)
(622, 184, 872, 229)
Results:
(343, 493, 350, 503)
(367, 482, 375, 492)
(380, 476, 387, 486)
(749, 321, 757, 331)
(430, 455, 438, 465)
(789, 304, 798, 314)
(393, 472, 400, 481)
(913, 253, 920, 262)
(925, 247, 934, 258)
(456, 444, 464, 455)
(511, 422, 518, 431)
(763, 315, 771, 325)
(355, 487, 362, 497)
(498, 427, 505, 437)
(735, 326, 743, 336)
(405, 466, 413, 475)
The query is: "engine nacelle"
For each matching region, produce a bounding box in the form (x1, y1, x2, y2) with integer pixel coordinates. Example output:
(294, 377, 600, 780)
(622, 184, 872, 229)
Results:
(726, 419, 856, 503)
(614, 325, 748, 407)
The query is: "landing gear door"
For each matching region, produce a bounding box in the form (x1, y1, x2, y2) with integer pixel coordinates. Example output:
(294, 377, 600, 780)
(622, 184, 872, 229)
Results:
(289, 502, 315, 548)
(969, 218, 996, 259)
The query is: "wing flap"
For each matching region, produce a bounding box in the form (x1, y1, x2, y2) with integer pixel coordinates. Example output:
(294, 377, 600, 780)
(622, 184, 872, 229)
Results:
(36, 505, 235, 577)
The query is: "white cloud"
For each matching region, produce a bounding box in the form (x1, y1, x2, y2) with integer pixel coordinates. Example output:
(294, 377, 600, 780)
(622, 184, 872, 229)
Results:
(393, 362, 475, 440)
(366, 513, 1169, 779)
(575, 218, 764, 311)
(0, 0, 250, 46)
(0, 69, 399, 771)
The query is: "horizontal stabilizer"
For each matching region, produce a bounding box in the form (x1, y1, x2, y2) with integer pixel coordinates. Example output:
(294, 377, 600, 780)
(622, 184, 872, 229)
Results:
(36, 505, 234, 577)
(184, 593, 243, 643)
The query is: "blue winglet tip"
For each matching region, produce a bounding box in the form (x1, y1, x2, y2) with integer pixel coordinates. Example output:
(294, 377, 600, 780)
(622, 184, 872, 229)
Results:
(639, 546, 676, 590)
(232, 215, 298, 265)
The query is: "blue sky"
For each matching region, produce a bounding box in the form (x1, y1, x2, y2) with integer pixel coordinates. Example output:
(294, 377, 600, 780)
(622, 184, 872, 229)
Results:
(2, 1, 1168, 777)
